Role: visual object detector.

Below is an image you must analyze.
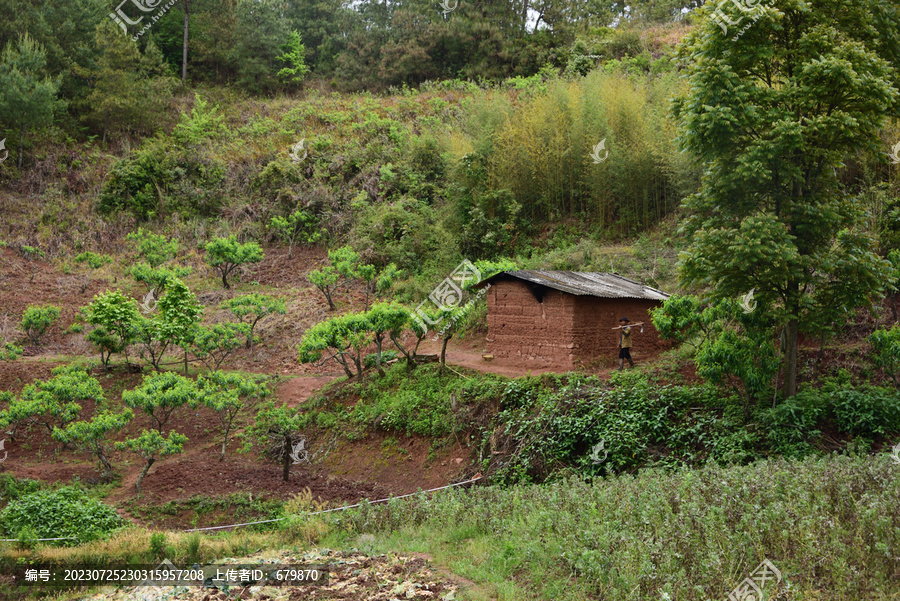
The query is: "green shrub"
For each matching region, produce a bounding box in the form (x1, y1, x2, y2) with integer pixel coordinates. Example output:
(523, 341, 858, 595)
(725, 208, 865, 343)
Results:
(20, 304, 61, 344)
(831, 386, 900, 436)
(99, 138, 225, 219)
(126, 228, 180, 267)
(149, 532, 167, 558)
(0, 341, 23, 361)
(16, 526, 38, 551)
(349, 363, 501, 437)
(74, 252, 112, 269)
(870, 325, 900, 386)
(0, 486, 124, 545)
(457, 189, 528, 259)
(761, 387, 826, 458)
(348, 198, 455, 273)
(0, 475, 44, 502)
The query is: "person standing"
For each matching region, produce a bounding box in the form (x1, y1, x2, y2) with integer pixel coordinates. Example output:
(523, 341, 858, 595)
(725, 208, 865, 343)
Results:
(617, 317, 634, 370)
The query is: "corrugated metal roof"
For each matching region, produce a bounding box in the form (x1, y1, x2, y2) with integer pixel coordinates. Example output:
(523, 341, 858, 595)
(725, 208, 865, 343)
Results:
(480, 270, 670, 300)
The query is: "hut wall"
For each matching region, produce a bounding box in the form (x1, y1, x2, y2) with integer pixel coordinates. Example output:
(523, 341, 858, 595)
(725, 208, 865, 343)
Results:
(485, 280, 579, 367)
(485, 280, 669, 367)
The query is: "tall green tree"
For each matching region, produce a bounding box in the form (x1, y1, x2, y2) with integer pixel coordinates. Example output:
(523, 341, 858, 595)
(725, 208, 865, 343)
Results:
(0, 34, 61, 168)
(672, 0, 900, 397)
(0, 0, 104, 99)
(231, 0, 292, 93)
(275, 30, 310, 87)
(134, 279, 203, 371)
(285, 0, 350, 73)
(77, 22, 176, 142)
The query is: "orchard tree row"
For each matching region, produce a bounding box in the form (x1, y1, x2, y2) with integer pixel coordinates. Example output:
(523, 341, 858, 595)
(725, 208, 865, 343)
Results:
(0, 364, 320, 488)
(0, 366, 276, 491)
(0, 229, 270, 362)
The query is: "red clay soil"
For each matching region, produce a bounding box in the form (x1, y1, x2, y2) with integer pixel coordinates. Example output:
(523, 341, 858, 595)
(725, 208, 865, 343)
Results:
(278, 375, 339, 406)
(117, 451, 391, 506)
(317, 431, 474, 496)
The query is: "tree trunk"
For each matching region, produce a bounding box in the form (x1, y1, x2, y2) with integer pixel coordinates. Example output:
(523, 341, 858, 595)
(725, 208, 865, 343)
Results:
(323, 288, 335, 310)
(17, 122, 26, 170)
(336, 354, 354, 380)
(891, 291, 898, 323)
(98, 453, 113, 481)
(282, 434, 291, 482)
(136, 457, 155, 492)
(354, 350, 363, 381)
(246, 318, 259, 349)
(182, 0, 189, 83)
(440, 335, 451, 375)
(375, 335, 385, 377)
(783, 318, 799, 398)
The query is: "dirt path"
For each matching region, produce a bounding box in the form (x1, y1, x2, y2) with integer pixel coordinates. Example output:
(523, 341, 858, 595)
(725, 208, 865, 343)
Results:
(277, 375, 338, 407)
(417, 338, 568, 377)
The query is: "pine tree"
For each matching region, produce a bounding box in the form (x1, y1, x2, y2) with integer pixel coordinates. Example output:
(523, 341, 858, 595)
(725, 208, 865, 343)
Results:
(77, 22, 176, 142)
(0, 34, 61, 168)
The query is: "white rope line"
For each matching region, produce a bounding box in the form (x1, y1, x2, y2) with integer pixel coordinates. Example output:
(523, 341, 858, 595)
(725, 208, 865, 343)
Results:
(0, 537, 75, 542)
(182, 476, 484, 533)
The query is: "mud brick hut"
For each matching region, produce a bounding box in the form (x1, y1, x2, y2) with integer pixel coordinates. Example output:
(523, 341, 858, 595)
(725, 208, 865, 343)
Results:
(479, 271, 671, 368)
